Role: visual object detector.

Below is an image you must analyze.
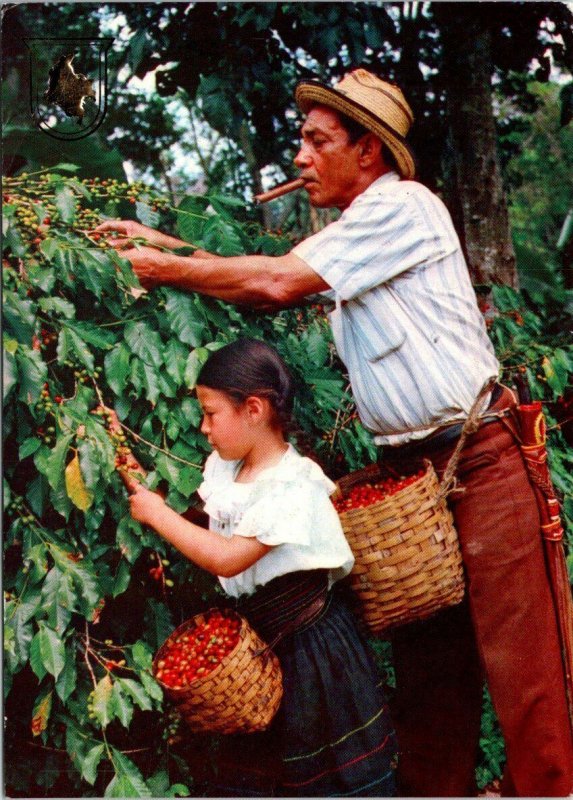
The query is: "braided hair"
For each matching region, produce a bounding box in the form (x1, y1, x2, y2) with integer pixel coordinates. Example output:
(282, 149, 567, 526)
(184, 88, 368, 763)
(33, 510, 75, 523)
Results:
(196, 339, 295, 431)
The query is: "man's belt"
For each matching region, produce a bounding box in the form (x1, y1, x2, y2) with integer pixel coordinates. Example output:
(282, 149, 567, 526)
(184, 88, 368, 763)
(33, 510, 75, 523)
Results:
(393, 382, 506, 457)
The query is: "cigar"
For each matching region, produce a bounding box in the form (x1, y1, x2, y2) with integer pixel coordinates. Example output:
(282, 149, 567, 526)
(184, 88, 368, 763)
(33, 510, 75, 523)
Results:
(254, 178, 305, 204)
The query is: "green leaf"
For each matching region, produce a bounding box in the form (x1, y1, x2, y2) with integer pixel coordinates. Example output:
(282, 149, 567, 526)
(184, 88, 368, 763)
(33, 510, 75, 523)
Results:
(38, 296, 76, 319)
(50, 548, 100, 619)
(116, 677, 152, 711)
(50, 163, 80, 173)
(55, 650, 77, 702)
(29, 631, 48, 681)
(139, 670, 163, 703)
(541, 355, 568, 395)
(54, 185, 77, 223)
(165, 784, 191, 797)
(78, 436, 106, 493)
(184, 346, 209, 387)
(81, 743, 105, 786)
(104, 343, 132, 396)
(491, 284, 522, 312)
(116, 516, 144, 563)
(129, 640, 154, 672)
(37, 622, 65, 679)
(92, 674, 114, 728)
(124, 321, 164, 366)
(208, 192, 246, 209)
(163, 338, 191, 385)
(3, 348, 17, 402)
(41, 566, 74, 634)
(3, 291, 36, 342)
(135, 200, 160, 228)
(19, 436, 42, 460)
(154, 451, 182, 486)
(3, 221, 27, 256)
(57, 326, 95, 372)
(6, 589, 42, 666)
(163, 288, 206, 346)
(40, 433, 73, 492)
(175, 195, 208, 244)
(112, 559, 131, 598)
(76, 248, 116, 298)
(105, 749, 152, 797)
(22, 542, 48, 584)
(111, 681, 134, 728)
(130, 359, 161, 405)
(144, 598, 173, 651)
(67, 320, 115, 349)
(203, 215, 245, 256)
(146, 771, 170, 797)
(305, 328, 330, 366)
(15, 346, 48, 405)
(28, 263, 57, 293)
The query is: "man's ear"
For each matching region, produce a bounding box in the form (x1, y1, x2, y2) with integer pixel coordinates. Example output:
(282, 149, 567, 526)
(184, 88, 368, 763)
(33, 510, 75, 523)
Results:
(358, 133, 383, 167)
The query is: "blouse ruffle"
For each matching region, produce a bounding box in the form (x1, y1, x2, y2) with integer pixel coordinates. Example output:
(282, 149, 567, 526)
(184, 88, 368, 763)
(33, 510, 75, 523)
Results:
(196, 445, 354, 597)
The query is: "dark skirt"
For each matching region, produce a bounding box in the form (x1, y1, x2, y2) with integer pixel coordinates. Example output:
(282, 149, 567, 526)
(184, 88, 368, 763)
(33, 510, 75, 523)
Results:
(200, 588, 397, 797)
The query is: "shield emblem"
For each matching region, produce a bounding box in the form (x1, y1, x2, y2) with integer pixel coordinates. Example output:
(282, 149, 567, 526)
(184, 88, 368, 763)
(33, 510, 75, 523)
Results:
(25, 37, 113, 141)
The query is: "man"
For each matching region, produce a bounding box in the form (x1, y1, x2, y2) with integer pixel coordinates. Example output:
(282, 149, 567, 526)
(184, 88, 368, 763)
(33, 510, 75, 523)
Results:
(96, 69, 573, 797)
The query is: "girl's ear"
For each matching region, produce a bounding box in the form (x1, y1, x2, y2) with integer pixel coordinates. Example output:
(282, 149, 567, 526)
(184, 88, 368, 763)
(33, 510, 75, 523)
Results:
(245, 395, 266, 423)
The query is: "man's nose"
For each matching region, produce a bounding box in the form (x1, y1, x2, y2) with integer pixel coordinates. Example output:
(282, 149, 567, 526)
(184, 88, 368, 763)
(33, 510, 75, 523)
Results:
(200, 417, 209, 435)
(294, 143, 312, 168)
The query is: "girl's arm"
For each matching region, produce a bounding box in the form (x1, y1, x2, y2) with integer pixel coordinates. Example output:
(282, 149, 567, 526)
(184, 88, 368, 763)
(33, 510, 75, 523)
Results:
(128, 482, 271, 578)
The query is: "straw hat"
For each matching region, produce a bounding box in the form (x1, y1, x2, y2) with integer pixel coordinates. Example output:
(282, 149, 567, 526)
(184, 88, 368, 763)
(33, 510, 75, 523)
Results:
(295, 69, 416, 180)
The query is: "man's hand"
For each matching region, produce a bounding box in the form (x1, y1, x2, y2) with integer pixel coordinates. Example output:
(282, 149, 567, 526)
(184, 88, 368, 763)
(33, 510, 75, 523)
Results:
(108, 245, 182, 289)
(92, 220, 187, 252)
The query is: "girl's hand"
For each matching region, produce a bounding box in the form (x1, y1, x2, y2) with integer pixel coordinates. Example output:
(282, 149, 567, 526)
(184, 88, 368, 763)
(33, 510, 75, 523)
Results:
(128, 483, 166, 526)
(93, 404, 146, 491)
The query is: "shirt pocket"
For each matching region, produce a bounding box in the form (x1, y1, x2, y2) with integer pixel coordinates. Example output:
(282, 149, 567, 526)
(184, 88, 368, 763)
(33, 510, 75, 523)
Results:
(344, 296, 407, 362)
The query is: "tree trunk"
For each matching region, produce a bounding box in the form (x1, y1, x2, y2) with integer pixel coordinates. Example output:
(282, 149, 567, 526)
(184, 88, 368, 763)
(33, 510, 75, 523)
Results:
(435, 7, 518, 288)
(238, 120, 272, 229)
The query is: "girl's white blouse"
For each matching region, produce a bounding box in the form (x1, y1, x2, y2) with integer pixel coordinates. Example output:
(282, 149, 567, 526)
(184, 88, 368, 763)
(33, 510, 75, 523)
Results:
(197, 444, 355, 598)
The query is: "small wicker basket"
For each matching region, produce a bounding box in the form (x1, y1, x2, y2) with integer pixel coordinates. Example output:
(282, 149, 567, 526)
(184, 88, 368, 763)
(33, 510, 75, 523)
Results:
(153, 608, 283, 734)
(333, 460, 465, 635)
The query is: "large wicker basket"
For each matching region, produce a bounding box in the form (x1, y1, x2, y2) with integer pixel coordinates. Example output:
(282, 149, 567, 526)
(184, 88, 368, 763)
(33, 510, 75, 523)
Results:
(333, 460, 465, 635)
(153, 608, 283, 734)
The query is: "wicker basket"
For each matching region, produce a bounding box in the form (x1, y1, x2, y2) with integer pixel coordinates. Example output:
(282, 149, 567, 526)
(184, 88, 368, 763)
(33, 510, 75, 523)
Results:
(153, 608, 283, 734)
(333, 460, 465, 635)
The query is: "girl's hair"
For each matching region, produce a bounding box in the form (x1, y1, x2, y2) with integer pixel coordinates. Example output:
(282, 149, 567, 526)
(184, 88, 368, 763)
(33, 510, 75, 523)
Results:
(196, 339, 295, 429)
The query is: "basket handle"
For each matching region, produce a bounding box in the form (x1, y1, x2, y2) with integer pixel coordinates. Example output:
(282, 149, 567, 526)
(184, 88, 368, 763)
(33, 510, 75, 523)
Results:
(436, 376, 498, 500)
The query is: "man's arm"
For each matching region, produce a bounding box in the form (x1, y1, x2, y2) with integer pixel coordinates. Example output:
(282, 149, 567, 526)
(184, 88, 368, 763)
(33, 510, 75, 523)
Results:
(101, 241, 330, 308)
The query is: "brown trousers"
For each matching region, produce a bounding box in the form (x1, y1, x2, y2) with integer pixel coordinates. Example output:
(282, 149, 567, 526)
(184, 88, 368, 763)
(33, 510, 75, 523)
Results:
(386, 390, 573, 797)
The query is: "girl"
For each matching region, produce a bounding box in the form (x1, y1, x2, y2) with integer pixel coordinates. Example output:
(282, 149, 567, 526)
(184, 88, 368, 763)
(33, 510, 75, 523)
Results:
(126, 338, 397, 797)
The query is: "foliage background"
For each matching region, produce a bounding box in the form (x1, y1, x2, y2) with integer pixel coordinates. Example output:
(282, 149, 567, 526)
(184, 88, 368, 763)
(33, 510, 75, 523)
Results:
(3, 2, 573, 796)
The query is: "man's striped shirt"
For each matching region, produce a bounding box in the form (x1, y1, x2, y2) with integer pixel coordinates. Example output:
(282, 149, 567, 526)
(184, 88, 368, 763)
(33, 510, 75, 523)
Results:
(293, 171, 500, 446)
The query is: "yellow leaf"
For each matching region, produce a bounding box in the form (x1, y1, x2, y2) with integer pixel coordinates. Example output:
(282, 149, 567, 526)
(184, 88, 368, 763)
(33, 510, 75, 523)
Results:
(65, 453, 93, 511)
(31, 690, 53, 737)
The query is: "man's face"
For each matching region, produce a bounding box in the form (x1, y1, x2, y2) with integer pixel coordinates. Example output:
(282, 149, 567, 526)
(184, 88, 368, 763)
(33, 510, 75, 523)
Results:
(294, 106, 363, 210)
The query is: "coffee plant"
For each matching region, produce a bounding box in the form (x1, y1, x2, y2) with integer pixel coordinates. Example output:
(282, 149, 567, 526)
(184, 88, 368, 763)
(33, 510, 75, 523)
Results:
(2, 166, 376, 797)
(3, 167, 572, 796)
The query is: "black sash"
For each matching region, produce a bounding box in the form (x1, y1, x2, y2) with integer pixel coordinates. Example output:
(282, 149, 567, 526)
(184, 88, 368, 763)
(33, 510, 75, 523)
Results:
(233, 569, 329, 650)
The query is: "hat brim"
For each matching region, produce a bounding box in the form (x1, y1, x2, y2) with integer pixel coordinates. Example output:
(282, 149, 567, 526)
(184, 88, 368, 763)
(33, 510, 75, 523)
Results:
(295, 80, 417, 180)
